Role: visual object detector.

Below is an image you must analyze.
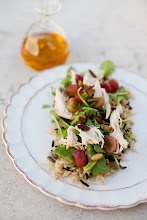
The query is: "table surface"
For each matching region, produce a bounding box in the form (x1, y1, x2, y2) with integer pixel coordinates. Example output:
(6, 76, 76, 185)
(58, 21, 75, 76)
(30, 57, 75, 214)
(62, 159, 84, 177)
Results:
(1, 0, 147, 219)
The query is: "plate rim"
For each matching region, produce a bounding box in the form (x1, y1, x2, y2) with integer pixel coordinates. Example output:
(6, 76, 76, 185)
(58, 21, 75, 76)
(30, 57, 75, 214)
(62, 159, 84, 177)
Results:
(2, 63, 147, 210)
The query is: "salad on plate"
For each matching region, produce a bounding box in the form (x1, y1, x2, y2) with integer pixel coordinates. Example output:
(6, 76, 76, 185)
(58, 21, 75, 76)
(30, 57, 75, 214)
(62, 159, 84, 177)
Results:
(43, 61, 137, 187)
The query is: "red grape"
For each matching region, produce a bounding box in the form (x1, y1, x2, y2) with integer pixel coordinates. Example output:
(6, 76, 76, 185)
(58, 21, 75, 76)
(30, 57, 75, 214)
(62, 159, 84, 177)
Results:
(76, 74, 83, 82)
(93, 97, 104, 109)
(101, 82, 112, 93)
(72, 110, 87, 125)
(73, 150, 87, 167)
(75, 90, 84, 104)
(65, 84, 79, 97)
(103, 135, 117, 153)
(109, 79, 119, 93)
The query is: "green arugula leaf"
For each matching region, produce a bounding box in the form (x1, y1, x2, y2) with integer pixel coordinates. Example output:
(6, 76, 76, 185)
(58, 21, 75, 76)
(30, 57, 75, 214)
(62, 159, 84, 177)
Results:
(50, 110, 63, 138)
(86, 144, 97, 161)
(67, 66, 76, 74)
(82, 107, 98, 116)
(83, 161, 97, 176)
(42, 104, 51, 109)
(71, 110, 87, 125)
(93, 119, 100, 127)
(56, 115, 70, 129)
(62, 130, 67, 139)
(85, 118, 94, 126)
(94, 145, 106, 154)
(92, 157, 109, 175)
(61, 66, 76, 89)
(73, 129, 80, 135)
(54, 146, 76, 162)
(61, 66, 77, 89)
(109, 86, 130, 105)
(100, 60, 115, 78)
(89, 101, 95, 108)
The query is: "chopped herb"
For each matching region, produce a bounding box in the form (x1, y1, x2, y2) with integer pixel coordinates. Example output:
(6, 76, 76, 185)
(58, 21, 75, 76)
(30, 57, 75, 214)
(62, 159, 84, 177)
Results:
(51, 86, 56, 96)
(42, 104, 51, 109)
(122, 119, 132, 123)
(124, 130, 136, 142)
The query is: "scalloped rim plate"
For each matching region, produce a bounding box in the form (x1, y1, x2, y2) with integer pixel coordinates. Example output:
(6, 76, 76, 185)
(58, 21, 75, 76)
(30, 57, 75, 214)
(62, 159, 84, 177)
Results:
(2, 63, 147, 210)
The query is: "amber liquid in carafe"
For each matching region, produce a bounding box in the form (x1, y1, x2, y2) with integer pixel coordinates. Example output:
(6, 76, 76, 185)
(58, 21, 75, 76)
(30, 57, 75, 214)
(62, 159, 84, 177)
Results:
(21, 32, 69, 71)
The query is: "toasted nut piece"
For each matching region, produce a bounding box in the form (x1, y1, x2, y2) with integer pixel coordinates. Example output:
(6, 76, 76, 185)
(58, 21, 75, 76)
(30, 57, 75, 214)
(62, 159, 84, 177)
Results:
(84, 85, 92, 93)
(101, 125, 114, 133)
(88, 88, 95, 96)
(103, 121, 110, 125)
(91, 153, 103, 161)
(93, 116, 103, 124)
(78, 80, 83, 88)
(92, 97, 104, 110)
(87, 98, 99, 103)
(110, 101, 117, 106)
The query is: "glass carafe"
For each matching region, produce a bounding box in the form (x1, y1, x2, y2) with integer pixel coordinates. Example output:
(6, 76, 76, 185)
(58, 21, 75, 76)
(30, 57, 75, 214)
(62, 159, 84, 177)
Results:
(21, 0, 69, 71)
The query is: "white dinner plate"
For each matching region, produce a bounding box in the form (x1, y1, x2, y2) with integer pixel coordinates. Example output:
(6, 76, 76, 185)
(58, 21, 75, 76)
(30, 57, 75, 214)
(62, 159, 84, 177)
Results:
(2, 63, 147, 210)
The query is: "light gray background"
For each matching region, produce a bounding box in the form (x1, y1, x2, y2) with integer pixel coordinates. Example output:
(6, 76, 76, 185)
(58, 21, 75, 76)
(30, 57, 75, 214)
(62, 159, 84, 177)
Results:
(1, 0, 147, 219)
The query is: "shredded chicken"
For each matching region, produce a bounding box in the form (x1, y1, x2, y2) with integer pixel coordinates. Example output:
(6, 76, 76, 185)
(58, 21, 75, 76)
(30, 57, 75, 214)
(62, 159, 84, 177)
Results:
(93, 80, 111, 119)
(66, 126, 78, 149)
(102, 88, 111, 119)
(59, 126, 83, 149)
(71, 69, 77, 84)
(83, 69, 104, 86)
(110, 105, 128, 153)
(55, 88, 72, 120)
(75, 126, 104, 147)
(93, 80, 103, 97)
